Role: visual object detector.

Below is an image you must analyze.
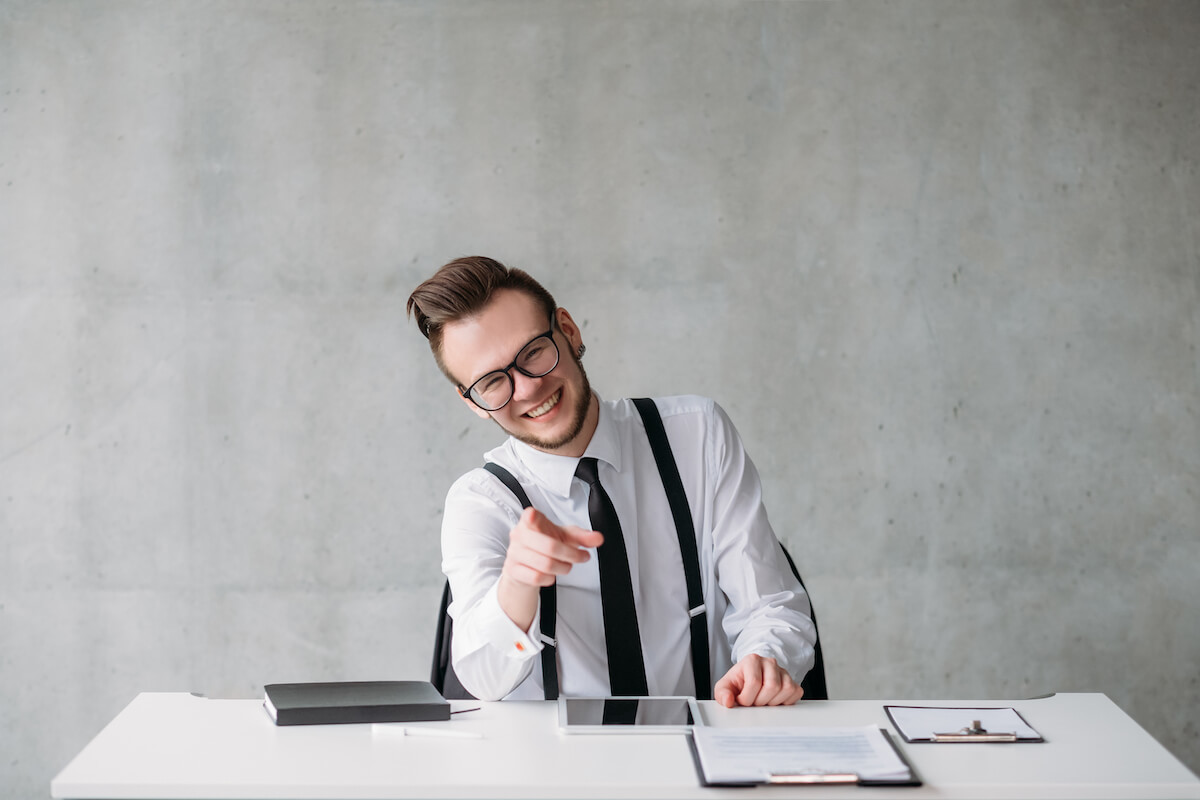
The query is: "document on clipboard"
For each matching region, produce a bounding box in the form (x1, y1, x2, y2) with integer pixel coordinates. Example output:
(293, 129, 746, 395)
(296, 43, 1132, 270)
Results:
(689, 725, 920, 786)
(884, 706, 1044, 743)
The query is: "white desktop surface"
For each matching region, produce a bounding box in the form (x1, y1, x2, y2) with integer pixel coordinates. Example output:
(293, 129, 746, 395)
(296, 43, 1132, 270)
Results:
(52, 692, 1200, 800)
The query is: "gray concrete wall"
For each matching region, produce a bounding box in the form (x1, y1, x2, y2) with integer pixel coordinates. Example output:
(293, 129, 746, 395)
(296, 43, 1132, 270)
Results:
(2, 0, 1198, 795)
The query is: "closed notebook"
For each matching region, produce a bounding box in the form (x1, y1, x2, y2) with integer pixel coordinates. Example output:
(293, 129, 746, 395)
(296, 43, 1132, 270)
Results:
(263, 681, 450, 726)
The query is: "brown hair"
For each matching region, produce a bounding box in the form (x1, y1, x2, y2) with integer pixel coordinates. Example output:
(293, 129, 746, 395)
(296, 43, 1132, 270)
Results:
(406, 256, 557, 380)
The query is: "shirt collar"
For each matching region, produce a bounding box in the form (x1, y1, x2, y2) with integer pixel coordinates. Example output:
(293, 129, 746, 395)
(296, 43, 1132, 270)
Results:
(508, 394, 623, 499)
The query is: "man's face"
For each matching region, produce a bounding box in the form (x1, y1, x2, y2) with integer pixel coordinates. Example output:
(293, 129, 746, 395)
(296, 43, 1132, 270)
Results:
(440, 289, 597, 457)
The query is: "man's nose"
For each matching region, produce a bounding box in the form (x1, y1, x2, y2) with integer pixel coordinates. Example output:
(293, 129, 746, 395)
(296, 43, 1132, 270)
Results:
(509, 368, 544, 402)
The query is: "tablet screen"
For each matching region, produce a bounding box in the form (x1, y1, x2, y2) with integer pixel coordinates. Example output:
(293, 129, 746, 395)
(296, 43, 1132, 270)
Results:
(558, 697, 698, 733)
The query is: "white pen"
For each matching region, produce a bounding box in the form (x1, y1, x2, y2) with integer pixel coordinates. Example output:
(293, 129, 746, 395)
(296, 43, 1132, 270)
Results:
(401, 726, 484, 740)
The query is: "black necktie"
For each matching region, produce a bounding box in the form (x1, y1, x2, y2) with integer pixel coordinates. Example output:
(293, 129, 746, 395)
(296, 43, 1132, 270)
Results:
(575, 457, 649, 696)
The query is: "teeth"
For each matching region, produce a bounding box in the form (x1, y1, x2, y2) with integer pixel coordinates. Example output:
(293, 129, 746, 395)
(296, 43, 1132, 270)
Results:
(526, 390, 561, 418)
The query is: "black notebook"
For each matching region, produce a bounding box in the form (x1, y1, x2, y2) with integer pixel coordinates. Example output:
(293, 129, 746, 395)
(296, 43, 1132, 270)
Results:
(263, 680, 451, 726)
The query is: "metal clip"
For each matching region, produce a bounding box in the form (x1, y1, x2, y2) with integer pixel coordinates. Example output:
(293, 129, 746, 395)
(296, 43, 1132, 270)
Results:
(933, 719, 1018, 742)
(767, 772, 860, 784)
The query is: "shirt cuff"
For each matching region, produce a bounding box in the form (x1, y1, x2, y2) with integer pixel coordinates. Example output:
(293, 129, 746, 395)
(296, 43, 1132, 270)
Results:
(474, 580, 545, 662)
(734, 636, 804, 677)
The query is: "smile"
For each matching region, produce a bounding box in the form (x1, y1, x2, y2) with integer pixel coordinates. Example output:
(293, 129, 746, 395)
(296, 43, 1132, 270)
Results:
(525, 389, 562, 419)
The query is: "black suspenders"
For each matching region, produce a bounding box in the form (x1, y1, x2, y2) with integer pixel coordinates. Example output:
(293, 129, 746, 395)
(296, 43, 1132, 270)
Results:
(631, 398, 712, 699)
(482, 398, 712, 701)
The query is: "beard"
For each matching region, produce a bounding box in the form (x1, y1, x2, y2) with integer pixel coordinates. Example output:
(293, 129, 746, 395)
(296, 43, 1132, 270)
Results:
(497, 350, 594, 453)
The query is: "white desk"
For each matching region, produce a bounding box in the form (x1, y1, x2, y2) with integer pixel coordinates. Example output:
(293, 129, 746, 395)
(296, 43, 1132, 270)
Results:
(52, 692, 1200, 800)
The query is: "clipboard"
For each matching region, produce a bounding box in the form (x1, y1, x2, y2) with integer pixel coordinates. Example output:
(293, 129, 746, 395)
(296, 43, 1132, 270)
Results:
(687, 726, 922, 788)
(884, 705, 1045, 744)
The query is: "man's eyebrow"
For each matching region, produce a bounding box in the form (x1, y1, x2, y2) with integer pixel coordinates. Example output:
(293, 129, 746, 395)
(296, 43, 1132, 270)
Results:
(474, 327, 551, 381)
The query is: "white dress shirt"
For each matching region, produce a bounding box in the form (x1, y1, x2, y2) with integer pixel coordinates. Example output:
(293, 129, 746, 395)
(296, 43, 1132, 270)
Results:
(440, 394, 817, 701)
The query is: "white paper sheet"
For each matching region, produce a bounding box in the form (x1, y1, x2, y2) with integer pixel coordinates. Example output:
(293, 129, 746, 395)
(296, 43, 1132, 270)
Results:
(691, 725, 912, 784)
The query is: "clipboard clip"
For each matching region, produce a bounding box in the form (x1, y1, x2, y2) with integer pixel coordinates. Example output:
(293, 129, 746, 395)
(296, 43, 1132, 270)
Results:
(933, 719, 1018, 743)
(767, 771, 860, 785)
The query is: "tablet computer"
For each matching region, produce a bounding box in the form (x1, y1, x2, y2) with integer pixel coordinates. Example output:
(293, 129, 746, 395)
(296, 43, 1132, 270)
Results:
(557, 696, 702, 734)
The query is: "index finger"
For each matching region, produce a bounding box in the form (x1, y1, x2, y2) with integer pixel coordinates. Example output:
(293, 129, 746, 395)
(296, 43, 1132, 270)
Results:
(521, 507, 569, 539)
(523, 508, 603, 547)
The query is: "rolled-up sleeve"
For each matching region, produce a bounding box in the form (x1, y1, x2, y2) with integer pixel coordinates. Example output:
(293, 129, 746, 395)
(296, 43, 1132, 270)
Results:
(706, 403, 817, 682)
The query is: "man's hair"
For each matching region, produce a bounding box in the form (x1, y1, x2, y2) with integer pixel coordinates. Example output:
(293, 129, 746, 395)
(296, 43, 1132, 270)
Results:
(406, 255, 558, 382)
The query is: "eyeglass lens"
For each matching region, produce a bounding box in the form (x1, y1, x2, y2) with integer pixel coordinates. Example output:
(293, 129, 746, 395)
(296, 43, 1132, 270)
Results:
(470, 333, 559, 410)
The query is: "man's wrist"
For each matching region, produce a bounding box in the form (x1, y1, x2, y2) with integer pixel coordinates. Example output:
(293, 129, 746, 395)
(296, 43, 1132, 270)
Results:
(496, 572, 540, 632)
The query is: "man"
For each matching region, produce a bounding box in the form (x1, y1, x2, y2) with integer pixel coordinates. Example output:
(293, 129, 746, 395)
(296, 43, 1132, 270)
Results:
(408, 256, 816, 706)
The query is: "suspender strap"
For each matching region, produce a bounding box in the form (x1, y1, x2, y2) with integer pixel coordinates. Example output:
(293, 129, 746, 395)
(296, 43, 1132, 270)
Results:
(631, 397, 712, 700)
(484, 460, 532, 506)
(483, 462, 560, 701)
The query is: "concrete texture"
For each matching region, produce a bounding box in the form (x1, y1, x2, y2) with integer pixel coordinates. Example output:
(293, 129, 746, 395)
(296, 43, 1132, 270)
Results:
(2, 0, 1198, 795)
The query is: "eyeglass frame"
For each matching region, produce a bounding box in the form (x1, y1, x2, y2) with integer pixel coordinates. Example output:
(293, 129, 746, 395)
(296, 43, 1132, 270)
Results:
(457, 315, 562, 412)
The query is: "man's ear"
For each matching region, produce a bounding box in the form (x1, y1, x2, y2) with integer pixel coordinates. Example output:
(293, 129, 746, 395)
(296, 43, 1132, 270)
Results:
(457, 386, 493, 420)
(556, 307, 583, 354)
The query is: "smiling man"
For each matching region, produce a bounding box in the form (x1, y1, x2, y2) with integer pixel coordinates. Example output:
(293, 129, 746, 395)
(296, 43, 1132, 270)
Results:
(407, 256, 817, 706)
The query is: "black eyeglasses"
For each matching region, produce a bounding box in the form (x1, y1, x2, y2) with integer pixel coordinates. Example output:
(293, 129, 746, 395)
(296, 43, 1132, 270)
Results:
(459, 320, 561, 411)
